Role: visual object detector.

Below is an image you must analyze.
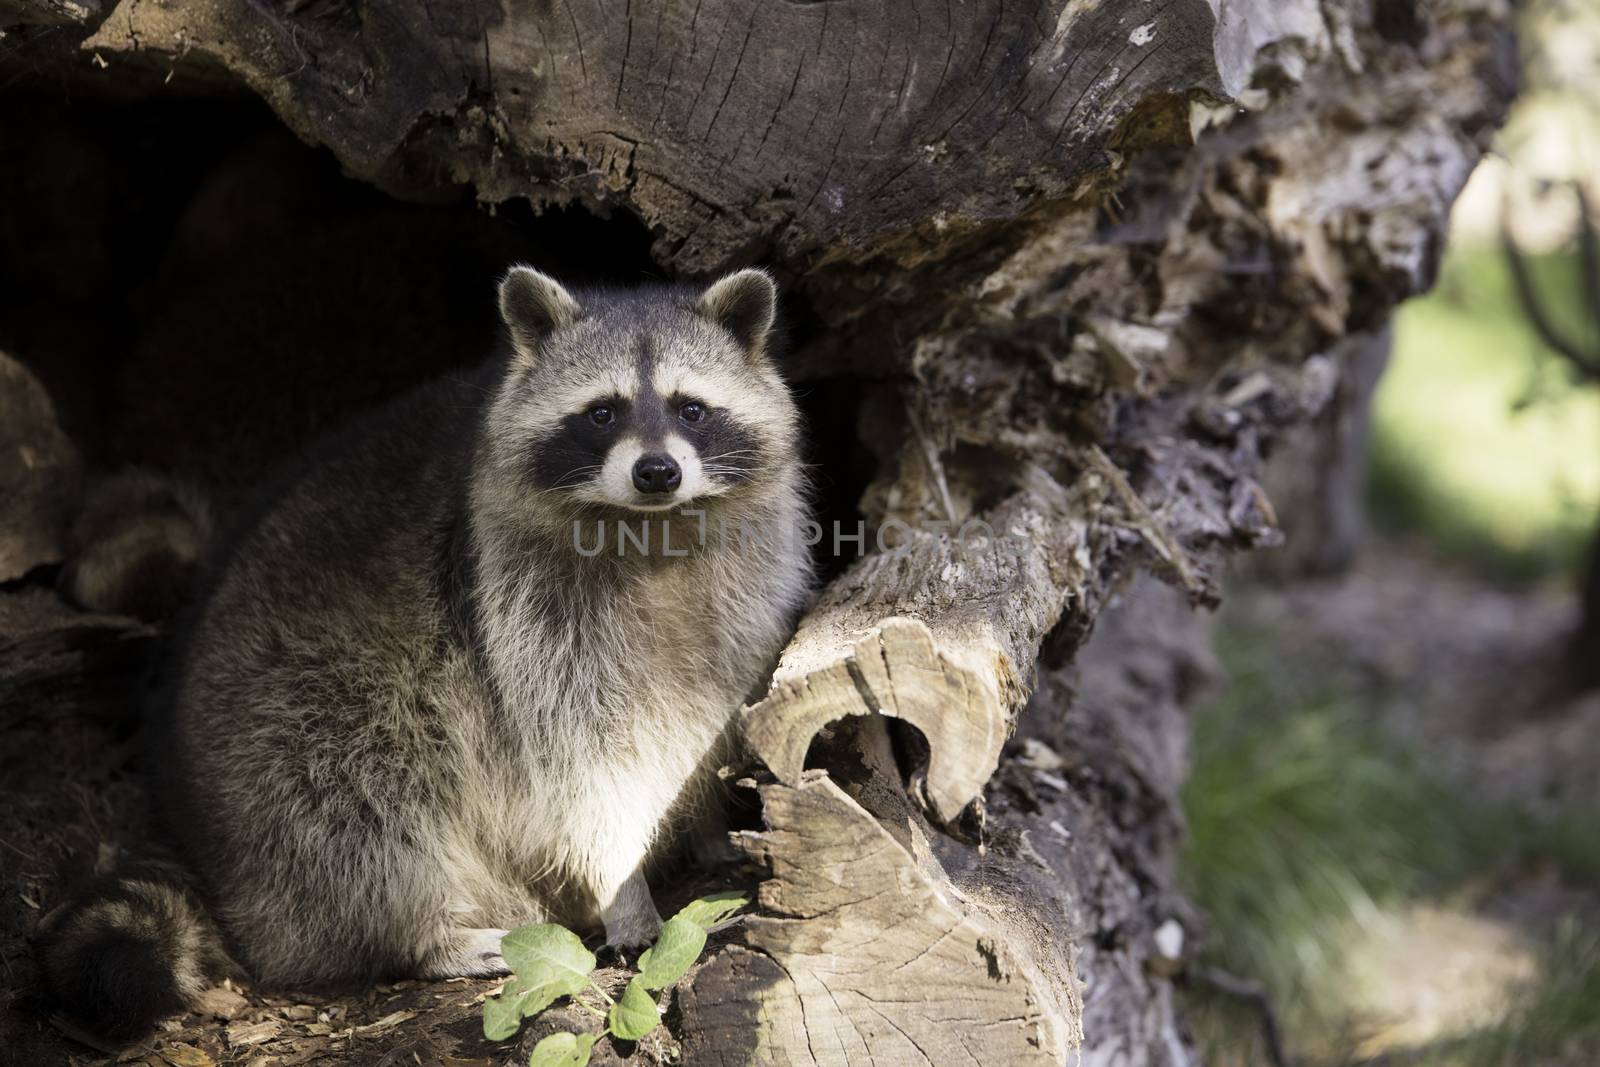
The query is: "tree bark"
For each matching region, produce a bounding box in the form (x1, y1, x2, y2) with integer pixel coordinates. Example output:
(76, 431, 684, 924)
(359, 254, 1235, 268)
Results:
(1249, 327, 1393, 579)
(0, 0, 1516, 1064)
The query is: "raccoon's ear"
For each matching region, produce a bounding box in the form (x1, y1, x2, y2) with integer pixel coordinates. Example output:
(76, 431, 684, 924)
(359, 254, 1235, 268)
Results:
(697, 268, 778, 361)
(498, 266, 582, 362)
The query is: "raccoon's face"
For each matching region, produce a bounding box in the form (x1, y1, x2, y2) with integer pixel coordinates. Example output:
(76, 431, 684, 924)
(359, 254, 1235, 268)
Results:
(491, 267, 799, 514)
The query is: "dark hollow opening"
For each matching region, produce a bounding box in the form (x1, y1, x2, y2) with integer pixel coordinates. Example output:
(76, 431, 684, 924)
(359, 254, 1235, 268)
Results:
(1, 87, 873, 563)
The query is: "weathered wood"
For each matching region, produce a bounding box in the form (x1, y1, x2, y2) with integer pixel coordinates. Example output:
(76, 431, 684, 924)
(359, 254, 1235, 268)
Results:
(742, 460, 1106, 823)
(682, 774, 1075, 1065)
(1252, 328, 1393, 578)
(744, 618, 1018, 826)
(681, 577, 1211, 1066)
(992, 579, 1213, 1067)
(692, 0, 1508, 1058)
(72, 0, 1225, 277)
(0, 620, 157, 730)
(0, 0, 98, 28)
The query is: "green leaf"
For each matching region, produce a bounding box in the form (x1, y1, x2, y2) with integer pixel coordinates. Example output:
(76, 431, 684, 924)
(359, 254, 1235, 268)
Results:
(605, 977, 661, 1041)
(483, 979, 531, 1041)
(636, 917, 707, 990)
(527, 1031, 597, 1067)
(500, 924, 597, 1000)
(673, 891, 750, 930)
(485, 974, 576, 1042)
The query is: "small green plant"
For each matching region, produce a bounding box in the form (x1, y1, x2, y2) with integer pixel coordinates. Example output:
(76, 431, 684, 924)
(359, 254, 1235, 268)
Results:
(482, 891, 749, 1066)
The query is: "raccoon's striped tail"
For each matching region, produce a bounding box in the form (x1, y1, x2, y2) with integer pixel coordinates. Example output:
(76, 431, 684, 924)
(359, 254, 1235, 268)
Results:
(36, 859, 238, 1042)
(58, 468, 212, 623)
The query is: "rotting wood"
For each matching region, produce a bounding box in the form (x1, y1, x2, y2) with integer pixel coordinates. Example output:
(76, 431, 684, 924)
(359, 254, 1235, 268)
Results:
(681, 774, 1076, 1066)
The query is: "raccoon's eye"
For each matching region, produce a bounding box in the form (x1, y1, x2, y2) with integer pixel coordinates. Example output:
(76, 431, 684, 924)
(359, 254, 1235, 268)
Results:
(587, 405, 615, 427)
(679, 401, 706, 424)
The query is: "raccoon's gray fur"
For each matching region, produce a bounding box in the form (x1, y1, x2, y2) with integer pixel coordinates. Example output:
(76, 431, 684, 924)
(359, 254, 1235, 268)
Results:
(58, 469, 211, 622)
(40, 268, 812, 1038)
(36, 860, 239, 1037)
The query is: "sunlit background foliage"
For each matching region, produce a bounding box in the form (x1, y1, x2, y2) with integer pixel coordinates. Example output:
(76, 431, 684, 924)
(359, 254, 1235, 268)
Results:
(1181, 3, 1600, 1063)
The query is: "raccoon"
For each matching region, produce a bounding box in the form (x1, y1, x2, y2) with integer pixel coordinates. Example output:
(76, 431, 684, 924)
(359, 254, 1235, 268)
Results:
(39, 267, 813, 1039)
(58, 469, 211, 622)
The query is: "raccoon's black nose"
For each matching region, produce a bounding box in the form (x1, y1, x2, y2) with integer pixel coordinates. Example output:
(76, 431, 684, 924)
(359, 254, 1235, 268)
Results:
(632, 455, 682, 494)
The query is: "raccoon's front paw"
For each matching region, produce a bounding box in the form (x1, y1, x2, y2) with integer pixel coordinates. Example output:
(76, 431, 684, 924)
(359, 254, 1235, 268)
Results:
(601, 906, 663, 956)
(419, 927, 512, 980)
(597, 868, 662, 961)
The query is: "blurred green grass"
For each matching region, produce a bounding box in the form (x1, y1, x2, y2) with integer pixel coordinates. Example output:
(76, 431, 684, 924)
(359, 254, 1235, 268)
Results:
(1371, 243, 1600, 582)
(1181, 631, 1600, 1066)
(1180, 635, 1491, 1054)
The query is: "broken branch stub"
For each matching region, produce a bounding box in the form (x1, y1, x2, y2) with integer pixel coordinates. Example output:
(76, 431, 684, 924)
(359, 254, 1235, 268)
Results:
(742, 464, 1106, 826)
(742, 618, 1009, 825)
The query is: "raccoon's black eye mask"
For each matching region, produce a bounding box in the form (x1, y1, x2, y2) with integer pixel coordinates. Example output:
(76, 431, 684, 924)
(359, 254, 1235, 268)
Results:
(527, 407, 625, 489)
(522, 388, 765, 492)
(680, 411, 763, 483)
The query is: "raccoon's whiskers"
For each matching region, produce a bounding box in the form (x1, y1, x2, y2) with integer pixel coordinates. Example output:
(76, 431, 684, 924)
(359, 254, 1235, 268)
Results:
(551, 464, 606, 486)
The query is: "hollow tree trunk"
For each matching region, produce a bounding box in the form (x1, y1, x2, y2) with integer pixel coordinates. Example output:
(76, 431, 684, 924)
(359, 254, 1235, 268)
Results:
(2, 0, 1514, 1064)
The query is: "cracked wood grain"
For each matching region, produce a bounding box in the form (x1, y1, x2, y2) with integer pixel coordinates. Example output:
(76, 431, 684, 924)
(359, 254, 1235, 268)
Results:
(681, 774, 1075, 1066)
(744, 618, 1011, 824)
(76, 0, 1223, 273)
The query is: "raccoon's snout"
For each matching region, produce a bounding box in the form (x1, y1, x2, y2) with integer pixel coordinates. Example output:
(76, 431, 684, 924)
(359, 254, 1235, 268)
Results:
(632, 454, 682, 494)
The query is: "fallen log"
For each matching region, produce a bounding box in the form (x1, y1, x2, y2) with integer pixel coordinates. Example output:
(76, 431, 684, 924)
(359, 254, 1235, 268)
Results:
(0, 0, 1516, 1062)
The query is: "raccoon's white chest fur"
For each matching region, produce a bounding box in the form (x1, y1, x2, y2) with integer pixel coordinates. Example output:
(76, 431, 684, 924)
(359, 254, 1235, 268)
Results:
(461, 499, 806, 913)
(474, 538, 777, 741)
